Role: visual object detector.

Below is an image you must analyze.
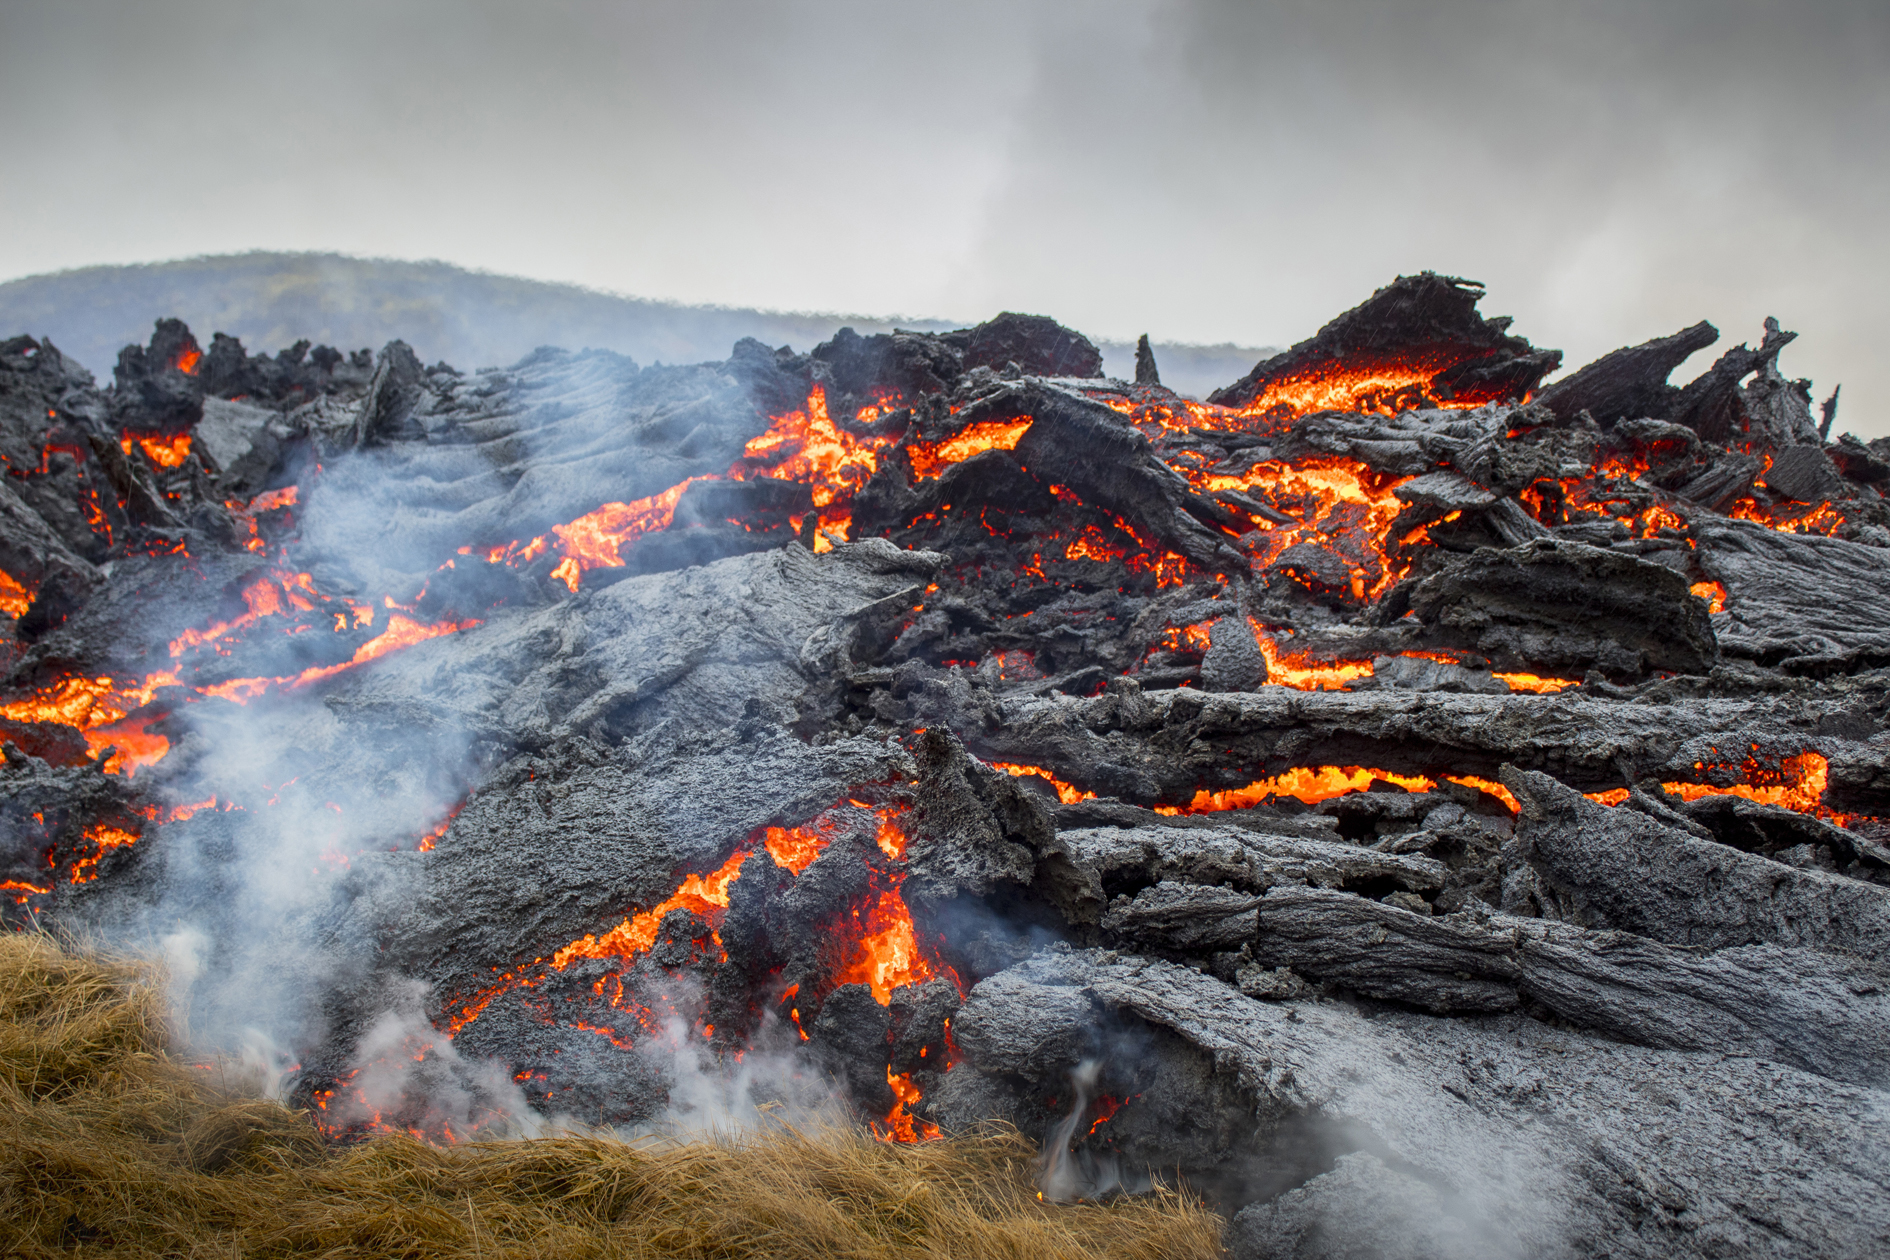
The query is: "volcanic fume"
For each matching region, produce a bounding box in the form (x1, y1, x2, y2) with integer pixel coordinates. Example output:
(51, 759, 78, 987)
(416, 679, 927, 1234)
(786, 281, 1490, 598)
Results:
(3, 274, 1889, 1257)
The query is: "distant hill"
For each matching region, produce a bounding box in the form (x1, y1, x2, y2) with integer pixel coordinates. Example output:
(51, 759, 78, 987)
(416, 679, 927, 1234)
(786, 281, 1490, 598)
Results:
(0, 253, 1271, 399)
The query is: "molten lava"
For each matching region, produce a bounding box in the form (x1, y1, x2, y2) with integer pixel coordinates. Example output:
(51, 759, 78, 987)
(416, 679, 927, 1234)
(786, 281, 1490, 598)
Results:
(552, 848, 750, 968)
(556, 479, 700, 571)
(1586, 750, 1865, 827)
(1729, 497, 1849, 537)
(70, 823, 139, 883)
(1226, 354, 1508, 422)
(120, 431, 193, 469)
(1690, 580, 1729, 613)
(906, 418, 1033, 479)
(1195, 458, 1416, 602)
(169, 569, 321, 657)
(82, 714, 170, 777)
(763, 820, 826, 874)
(731, 384, 898, 508)
(0, 569, 34, 619)
(875, 1068, 943, 1143)
(494, 386, 911, 591)
(1249, 622, 1373, 690)
(829, 889, 941, 1005)
(1493, 672, 1581, 694)
(200, 613, 479, 701)
(989, 762, 1096, 805)
(1160, 766, 1435, 813)
(228, 485, 300, 554)
(445, 802, 944, 1052)
(1659, 751, 1841, 817)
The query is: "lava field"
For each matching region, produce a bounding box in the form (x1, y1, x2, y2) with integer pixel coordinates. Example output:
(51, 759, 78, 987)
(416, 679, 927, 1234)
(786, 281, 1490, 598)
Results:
(3, 274, 1889, 1257)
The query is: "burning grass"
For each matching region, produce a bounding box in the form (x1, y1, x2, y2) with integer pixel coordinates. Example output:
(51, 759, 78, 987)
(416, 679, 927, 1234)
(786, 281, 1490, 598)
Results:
(0, 933, 1224, 1260)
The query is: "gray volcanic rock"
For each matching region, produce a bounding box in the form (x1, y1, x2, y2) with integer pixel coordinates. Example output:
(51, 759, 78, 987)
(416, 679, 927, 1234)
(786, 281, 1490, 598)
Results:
(10, 278, 1890, 1254)
(1209, 274, 1559, 414)
(1698, 517, 1890, 671)
(1533, 320, 1720, 427)
(925, 684, 1859, 807)
(937, 948, 1890, 1259)
(1401, 539, 1719, 679)
(1505, 767, 1890, 960)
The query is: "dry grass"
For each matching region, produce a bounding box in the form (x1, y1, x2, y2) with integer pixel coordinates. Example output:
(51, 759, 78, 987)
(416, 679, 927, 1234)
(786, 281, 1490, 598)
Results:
(0, 932, 1226, 1259)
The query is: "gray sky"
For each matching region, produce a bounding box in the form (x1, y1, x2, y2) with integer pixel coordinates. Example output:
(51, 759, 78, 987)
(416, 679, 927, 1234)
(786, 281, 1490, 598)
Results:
(3, 0, 1886, 431)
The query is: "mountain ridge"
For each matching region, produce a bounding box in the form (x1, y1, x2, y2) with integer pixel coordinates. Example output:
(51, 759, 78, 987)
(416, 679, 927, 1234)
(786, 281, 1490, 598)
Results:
(0, 252, 1271, 397)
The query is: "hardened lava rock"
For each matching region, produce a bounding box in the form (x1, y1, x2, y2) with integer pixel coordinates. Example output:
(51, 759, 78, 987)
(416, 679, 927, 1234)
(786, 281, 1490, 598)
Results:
(4, 274, 1890, 1255)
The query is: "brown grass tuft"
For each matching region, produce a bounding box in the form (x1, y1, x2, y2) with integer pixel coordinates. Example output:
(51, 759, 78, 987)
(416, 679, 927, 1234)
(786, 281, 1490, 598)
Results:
(0, 932, 1226, 1259)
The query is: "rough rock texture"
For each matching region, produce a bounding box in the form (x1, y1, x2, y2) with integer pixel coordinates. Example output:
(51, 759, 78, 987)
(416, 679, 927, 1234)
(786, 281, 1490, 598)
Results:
(6, 275, 1890, 1256)
(1401, 538, 1718, 678)
(1209, 274, 1561, 414)
(937, 949, 1890, 1258)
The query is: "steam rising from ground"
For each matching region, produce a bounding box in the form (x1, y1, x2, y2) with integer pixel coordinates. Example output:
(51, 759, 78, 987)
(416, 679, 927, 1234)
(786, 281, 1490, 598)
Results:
(119, 436, 867, 1146)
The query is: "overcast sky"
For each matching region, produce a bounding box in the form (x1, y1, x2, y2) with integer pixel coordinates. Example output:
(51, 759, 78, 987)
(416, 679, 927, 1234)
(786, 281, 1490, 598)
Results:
(3, 0, 1886, 430)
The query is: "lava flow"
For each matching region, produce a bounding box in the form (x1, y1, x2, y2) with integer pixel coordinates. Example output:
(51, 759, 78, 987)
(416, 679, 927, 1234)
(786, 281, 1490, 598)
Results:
(438, 799, 957, 1142)
(489, 384, 905, 588)
(9, 280, 1890, 1199)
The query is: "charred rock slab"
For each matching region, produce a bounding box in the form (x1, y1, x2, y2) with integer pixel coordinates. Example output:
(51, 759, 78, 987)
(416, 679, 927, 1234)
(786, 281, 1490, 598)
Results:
(1697, 517, 1890, 672)
(1533, 321, 1719, 427)
(940, 948, 1890, 1258)
(1504, 767, 1890, 961)
(1396, 538, 1718, 679)
(810, 312, 1102, 403)
(1209, 274, 1559, 413)
(949, 684, 1857, 808)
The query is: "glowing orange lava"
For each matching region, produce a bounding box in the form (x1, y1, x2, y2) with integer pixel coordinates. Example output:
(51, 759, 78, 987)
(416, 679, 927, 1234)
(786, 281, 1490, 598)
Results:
(1227, 356, 1498, 422)
(1157, 766, 1436, 813)
(906, 418, 1033, 479)
(875, 1067, 942, 1143)
(1144, 624, 1214, 670)
(70, 823, 139, 883)
(1444, 774, 1520, 813)
(120, 431, 193, 468)
(290, 614, 480, 689)
(82, 714, 170, 776)
(989, 762, 1096, 805)
(555, 479, 701, 569)
(1657, 752, 1834, 815)
(1689, 580, 1728, 613)
(228, 485, 300, 553)
(1250, 621, 1373, 690)
(0, 674, 153, 732)
(496, 386, 909, 591)
(1521, 477, 1693, 541)
(732, 383, 897, 509)
(1064, 525, 1124, 563)
(1727, 498, 1848, 537)
(1586, 751, 1870, 827)
(552, 848, 751, 968)
(446, 802, 933, 1038)
(763, 817, 831, 876)
(1190, 459, 1415, 602)
(0, 569, 33, 619)
(1493, 672, 1581, 694)
(169, 570, 320, 657)
(3, 879, 50, 905)
(173, 347, 202, 375)
(828, 889, 938, 1005)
